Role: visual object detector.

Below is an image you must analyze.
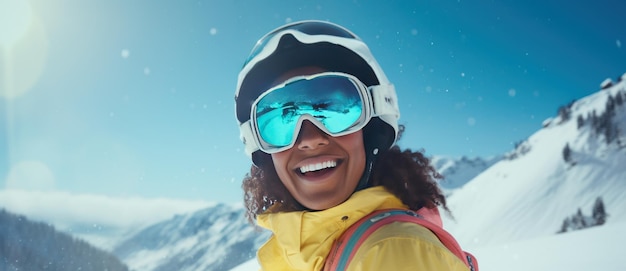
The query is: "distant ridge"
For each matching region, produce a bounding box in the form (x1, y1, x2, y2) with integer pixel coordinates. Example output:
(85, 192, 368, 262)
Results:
(0, 209, 129, 271)
(113, 203, 269, 271)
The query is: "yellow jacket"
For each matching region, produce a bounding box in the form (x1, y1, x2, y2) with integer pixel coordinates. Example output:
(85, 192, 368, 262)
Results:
(256, 186, 469, 271)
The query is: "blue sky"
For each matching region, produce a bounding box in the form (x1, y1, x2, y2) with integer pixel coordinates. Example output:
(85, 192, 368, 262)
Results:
(1, 0, 625, 204)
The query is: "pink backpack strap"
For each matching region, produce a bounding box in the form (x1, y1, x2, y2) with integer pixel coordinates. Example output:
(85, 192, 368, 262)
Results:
(324, 208, 479, 271)
(415, 206, 443, 227)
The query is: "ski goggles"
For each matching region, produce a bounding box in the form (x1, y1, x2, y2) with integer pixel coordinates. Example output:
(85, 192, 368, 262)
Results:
(239, 72, 397, 154)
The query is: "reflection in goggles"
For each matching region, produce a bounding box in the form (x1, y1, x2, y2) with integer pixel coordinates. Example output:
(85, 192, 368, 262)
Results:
(253, 73, 366, 149)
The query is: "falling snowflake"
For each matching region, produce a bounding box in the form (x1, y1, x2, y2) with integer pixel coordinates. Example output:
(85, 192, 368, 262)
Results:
(467, 117, 476, 126)
(508, 88, 516, 97)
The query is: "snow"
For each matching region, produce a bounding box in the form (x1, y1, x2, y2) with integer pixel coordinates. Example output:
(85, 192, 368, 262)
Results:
(230, 258, 261, 271)
(230, 221, 626, 270)
(473, 221, 626, 271)
(600, 78, 612, 89)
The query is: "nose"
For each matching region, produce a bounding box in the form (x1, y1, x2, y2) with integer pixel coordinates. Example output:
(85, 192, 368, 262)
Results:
(295, 121, 330, 150)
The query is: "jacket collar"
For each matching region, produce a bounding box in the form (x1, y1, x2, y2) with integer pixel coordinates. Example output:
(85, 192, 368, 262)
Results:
(256, 186, 407, 270)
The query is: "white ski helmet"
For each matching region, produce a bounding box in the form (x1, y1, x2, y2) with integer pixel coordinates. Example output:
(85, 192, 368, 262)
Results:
(235, 20, 400, 168)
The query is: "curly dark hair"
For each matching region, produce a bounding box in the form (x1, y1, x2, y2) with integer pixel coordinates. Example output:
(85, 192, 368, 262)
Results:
(241, 126, 449, 223)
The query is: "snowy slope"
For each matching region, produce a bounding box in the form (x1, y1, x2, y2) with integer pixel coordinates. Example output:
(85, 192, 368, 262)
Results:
(443, 77, 626, 249)
(231, 221, 626, 271)
(431, 155, 502, 191)
(112, 203, 270, 271)
(471, 221, 626, 271)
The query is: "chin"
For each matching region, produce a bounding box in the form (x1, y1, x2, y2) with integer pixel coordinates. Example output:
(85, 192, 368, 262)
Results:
(301, 195, 349, 211)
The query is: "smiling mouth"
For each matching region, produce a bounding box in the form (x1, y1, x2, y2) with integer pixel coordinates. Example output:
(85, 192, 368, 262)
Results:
(297, 160, 339, 176)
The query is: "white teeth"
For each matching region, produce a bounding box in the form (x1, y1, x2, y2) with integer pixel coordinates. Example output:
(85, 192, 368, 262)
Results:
(299, 160, 337, 174)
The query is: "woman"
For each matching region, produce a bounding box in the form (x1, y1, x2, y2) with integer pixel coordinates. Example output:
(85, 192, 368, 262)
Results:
(235, 20, 475, 271)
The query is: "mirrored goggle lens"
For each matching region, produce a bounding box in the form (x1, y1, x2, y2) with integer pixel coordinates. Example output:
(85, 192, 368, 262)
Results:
(254, 74, 365, 148)
(246, 21, 359, 66)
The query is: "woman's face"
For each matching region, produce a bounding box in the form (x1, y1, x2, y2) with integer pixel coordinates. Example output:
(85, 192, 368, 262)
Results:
(270, 67, 366, 210)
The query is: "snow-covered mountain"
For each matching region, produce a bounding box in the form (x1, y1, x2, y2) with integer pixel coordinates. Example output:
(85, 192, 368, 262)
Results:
(443, 74, 626, 250)
(112, 203, 270, 271)
(431, 155, 502, 191)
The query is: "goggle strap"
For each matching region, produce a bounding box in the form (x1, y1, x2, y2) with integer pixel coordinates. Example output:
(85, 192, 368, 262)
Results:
(370, 84, 400, 118)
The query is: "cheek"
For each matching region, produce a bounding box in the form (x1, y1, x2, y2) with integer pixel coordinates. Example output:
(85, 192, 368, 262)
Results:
(345, 131, 365, 152)
(341, 132, 366, 169)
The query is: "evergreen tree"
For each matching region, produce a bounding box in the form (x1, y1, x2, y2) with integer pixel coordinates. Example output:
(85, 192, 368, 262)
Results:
(605, 120, 616, 144)
(562, 143, 572, 163)
(558, 105, 571, 122)
(569, 208, 587, 230)
(577, 208, 587, 228)
(589, 110, 598, 129)
(577, 115, 585, 129)
(606, 95, 616, 114)
(556, 196, 610, 233)
(592, 197, 608, 226)
(557, 217, 571, 233)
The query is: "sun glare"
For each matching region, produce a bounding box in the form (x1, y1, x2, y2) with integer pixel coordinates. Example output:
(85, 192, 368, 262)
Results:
(1, 0, 47, 100)
(0, 0, 34, 47)
(2, 0, 46, 184)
